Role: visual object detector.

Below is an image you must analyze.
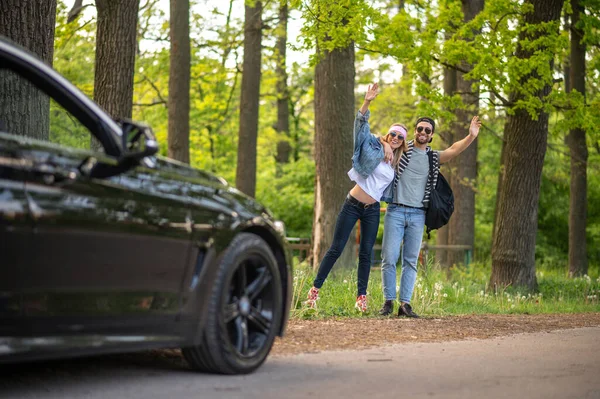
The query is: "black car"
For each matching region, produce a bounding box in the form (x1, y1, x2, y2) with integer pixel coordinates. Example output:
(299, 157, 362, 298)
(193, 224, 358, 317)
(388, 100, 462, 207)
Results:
(0, 37, 292, 374)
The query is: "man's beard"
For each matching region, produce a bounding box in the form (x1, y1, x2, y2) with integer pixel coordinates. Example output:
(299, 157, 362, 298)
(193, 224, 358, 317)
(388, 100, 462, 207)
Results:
(416, 134, 428, 144)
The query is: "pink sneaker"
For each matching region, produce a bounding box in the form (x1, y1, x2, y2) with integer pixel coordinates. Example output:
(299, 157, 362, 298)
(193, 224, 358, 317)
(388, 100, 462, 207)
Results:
(304, 286, 319, 308)
(355, 295, 368, 313)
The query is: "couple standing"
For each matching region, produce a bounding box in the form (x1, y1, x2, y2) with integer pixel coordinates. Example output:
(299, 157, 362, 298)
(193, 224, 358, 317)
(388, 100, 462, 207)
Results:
(305, 83, 481, 317)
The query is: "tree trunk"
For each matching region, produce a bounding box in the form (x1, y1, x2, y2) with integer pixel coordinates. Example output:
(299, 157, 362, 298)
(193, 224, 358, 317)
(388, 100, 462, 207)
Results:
(567, 0, 588, 277)
(168, 0, 190, 164)
(274, 1, 291, 171)
(446, 0, 484, 268)
(490, 0, 564, 291)
(437, 65, 456, 267)
(312, 44, 356, 270)
(94, 0, 139, 149)
(0, 0, 56, 140)
(236, 1, 262, 197)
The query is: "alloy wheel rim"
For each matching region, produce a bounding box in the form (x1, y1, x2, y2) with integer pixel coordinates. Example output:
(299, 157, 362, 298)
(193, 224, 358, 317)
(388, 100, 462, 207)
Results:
(221, 254, 275, 358)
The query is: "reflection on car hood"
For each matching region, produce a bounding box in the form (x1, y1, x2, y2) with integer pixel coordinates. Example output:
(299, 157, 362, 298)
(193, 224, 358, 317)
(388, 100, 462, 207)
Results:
(153, 155, 272, 219)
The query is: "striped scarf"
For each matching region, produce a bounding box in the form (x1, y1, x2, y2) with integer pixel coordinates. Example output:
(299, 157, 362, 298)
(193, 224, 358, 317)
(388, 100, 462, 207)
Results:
(391, 140, 440, 206)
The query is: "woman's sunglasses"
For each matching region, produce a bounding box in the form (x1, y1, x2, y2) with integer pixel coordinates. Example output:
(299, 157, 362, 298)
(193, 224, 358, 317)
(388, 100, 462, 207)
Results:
(388, 132, 405, 139)
(416, 126, 432, 134)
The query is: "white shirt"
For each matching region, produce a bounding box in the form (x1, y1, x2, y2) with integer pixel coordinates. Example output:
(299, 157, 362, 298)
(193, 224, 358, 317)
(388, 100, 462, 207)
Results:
(347, 161, 395, 202)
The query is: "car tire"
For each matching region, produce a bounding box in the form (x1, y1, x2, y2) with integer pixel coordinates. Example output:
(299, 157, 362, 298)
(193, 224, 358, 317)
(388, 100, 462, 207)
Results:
(182, 232, 282, 374)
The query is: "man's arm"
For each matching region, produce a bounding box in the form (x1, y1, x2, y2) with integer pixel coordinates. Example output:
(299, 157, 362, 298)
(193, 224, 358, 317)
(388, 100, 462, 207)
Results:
(439, 116, 481, 164)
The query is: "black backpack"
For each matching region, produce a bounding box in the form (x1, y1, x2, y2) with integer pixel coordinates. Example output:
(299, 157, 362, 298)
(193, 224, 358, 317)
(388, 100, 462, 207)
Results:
(425, 151, 454, 238)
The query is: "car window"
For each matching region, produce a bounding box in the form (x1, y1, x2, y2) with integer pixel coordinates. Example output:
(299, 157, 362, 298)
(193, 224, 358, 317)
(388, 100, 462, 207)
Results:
(0, 68, 98, 152)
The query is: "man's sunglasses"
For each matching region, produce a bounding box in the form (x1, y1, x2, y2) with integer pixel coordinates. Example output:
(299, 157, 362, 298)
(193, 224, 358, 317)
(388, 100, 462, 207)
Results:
(416, 126, 432, 134)
(388, 132, 405, 139)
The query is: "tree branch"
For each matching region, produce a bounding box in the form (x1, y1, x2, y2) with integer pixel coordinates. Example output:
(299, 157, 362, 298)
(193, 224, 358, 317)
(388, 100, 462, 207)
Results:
(140, 74, 168, 108)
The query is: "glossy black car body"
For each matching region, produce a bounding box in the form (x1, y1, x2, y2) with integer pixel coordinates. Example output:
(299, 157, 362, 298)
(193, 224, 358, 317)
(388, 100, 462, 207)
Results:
(0, 37, 292, 374)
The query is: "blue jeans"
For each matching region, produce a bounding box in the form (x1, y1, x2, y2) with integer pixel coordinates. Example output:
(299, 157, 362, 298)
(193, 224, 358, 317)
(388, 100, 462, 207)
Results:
(380, 204, 426, 303)
(313, 196, 380, 296)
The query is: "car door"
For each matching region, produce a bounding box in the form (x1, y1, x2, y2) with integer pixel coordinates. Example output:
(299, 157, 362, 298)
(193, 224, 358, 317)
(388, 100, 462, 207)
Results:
(22, 144, 193, 334)
(0, 132, 33, 329)
(0, 46, 192, 337)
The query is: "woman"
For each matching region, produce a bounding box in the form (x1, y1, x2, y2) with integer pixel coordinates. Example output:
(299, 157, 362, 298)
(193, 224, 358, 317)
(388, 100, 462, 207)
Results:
(305, 83, 408, 312)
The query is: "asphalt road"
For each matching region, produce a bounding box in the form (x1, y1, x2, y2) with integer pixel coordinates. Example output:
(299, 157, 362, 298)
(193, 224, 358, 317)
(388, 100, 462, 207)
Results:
(1, 327, 599, 399)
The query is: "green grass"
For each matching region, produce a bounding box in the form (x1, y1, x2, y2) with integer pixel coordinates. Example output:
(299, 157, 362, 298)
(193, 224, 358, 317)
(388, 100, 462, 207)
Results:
(290, 259, 600, 319)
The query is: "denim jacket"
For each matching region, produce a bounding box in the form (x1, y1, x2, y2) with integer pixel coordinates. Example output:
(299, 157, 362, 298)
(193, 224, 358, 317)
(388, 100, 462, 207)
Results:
(351, 109, 384, 178)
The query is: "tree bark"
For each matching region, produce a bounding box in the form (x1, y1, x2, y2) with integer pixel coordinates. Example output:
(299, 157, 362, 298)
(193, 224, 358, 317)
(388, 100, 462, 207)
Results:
(94, 0, 140, 149)
(567, 0, 588, 277)
(490, 0, 564, 291)
(312, 43, 356, 270)
(0, 0, 57, 140)
(236, 1, 262, 197)
(168, 0, 190, 164)
(447, 0, 484, 267)
(275, 0, 291, 170)
(437, 65, 456, 267)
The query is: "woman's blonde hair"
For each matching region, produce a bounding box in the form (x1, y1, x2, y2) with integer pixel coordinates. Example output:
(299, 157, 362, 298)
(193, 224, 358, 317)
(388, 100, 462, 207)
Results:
(384, 123, 409, 169)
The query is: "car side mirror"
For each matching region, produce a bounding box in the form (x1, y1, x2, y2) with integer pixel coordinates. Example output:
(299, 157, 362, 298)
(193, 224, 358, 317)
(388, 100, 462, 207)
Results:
(118, 119, 159, 163)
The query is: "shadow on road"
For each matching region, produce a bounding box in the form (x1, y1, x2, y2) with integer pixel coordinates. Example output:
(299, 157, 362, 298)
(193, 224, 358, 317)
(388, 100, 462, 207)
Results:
(0, 350, 195, 395)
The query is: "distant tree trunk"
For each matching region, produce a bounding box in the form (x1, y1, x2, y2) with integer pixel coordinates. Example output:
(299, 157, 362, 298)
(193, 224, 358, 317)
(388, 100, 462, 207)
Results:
(563, 12, 571, 94)
(168, 0, 190, 163)
(0, 0, 57, 140)
(567, 0, 588, 277)
(490, 0, 564, 291)
(311, 43, 356, 270)
(447, 0, 484, 267)
(236, 1, 262, 197)
(437, 65, 457, 268)
(275, 0, 291, 172)
(93, 0, 139, 149)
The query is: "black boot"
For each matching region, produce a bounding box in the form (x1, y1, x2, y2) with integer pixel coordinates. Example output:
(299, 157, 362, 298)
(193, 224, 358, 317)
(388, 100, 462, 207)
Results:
(378, 300, 394, 316)
(397, 302, 419, 318)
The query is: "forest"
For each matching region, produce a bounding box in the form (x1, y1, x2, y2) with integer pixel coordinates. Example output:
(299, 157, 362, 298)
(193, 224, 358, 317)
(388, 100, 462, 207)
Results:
(1, 0, 599, 293)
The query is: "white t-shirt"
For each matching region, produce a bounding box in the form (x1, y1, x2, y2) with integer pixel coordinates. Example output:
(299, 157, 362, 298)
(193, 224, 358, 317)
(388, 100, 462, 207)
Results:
(347, 161, 395, 202)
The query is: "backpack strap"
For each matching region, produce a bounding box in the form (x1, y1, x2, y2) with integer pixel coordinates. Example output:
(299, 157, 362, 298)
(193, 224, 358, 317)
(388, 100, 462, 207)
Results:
(426, 150, 434, 240)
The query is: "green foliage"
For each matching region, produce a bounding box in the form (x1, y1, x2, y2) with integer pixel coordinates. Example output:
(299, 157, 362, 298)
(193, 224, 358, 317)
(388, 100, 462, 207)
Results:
(47, 0, 600, 279)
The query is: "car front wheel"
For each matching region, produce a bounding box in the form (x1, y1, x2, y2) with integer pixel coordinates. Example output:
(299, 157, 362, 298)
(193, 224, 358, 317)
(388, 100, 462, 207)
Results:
(182, 232, 282, 374)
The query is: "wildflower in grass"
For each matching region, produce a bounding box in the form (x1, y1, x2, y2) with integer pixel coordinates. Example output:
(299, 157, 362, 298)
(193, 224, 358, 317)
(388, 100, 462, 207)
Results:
(584, 275, 591, 284)
(434, 282, 443, 291)
(511, 304, 515, 309)
(396, 285, 400, 292)
(479, 290, 484, 296)
(522, 296, 526, 300)
(507, 298, 512, 302)
(443, 293, 448, 298)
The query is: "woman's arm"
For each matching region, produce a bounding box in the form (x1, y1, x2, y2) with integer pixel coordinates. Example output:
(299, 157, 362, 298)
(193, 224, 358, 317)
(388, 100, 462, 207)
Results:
(353, 83, 379, 150)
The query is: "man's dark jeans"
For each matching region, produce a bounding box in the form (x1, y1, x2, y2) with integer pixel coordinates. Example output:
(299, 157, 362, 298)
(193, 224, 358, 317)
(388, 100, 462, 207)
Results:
(313, 196, 380, 296)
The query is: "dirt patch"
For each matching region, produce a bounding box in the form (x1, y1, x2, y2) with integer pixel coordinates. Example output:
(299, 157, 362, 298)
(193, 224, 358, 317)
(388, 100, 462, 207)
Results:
(271, 313, 600, 356)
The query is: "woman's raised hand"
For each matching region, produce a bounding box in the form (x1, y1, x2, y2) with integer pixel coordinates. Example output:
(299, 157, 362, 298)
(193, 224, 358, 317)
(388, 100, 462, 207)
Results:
(365, 83, 379, 102)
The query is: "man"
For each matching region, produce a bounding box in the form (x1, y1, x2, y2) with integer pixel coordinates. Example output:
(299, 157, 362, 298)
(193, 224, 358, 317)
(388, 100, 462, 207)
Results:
(379, 115, 481, 317)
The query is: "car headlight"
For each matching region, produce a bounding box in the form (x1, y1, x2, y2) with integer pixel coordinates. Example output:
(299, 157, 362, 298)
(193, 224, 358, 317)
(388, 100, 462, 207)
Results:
(273, 220, 286, 236)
